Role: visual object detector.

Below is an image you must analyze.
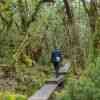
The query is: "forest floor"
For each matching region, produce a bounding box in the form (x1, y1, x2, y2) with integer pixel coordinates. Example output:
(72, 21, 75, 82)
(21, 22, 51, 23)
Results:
(0, 59, 70, 97)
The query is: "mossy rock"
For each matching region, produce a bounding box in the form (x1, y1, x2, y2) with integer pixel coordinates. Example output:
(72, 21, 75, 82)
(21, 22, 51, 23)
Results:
(3, 94, 16, 100)
(20, 54, 33, 66)
(0, 93, 27, 100)
(16, 94, 27, 100)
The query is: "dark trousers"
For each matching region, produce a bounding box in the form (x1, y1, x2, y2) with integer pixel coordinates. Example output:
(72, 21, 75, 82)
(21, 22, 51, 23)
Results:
(53, 62, 60, 77)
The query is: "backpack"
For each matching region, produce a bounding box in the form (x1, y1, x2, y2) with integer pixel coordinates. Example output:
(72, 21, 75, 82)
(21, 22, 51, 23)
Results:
(51, 49, 62, 63)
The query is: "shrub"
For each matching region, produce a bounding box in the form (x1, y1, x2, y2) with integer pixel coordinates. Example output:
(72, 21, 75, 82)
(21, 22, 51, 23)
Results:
(60, 56, 100, 100)
(86, 57, 100, 88)
(0, 93, 27, 100)
(60, 77, 100, 100)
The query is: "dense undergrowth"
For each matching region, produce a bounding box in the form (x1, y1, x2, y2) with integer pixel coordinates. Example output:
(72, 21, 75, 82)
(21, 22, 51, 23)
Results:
(55, 56, 100, 100)
(15, 64, 52, 96)
(0, 63, 53, 97)
(0, 57, 100, 100)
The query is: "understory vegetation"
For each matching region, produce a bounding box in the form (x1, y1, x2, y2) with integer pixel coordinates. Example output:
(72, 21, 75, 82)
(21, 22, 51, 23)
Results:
(0, 0, 100, 100)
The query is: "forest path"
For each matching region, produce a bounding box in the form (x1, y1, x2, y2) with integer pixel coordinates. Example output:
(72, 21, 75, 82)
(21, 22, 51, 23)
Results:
(28, 62, 70, 100)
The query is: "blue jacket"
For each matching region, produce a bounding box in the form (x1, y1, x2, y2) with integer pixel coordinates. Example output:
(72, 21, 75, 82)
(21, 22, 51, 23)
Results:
(51, 49, 62, 63)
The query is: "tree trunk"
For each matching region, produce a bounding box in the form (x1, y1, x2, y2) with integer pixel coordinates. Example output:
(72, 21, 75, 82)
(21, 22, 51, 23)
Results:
(81, 0, 98, 62)
(63, 0, 85, 75)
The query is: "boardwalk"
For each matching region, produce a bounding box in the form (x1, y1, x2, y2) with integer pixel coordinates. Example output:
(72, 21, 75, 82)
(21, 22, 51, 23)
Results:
(28, 63, 70, 100)
(29, 84, 57, 100)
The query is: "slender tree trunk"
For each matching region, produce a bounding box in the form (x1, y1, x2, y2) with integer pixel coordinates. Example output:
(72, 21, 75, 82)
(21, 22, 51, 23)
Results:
(81, 0, 98, 62)
(63, 0, 85, 75)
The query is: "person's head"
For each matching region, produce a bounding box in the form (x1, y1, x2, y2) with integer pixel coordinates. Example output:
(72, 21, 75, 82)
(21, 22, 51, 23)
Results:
(54, 48, 60, 52)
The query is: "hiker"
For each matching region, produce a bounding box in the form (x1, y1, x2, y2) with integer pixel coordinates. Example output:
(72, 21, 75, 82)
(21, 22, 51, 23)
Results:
(51, 48, 62, 77)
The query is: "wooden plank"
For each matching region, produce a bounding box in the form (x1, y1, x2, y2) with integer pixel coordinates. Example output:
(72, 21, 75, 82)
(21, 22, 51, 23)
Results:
(52, 63, 71, 74)
(28, 84, 57, 100)
(0, 64, 11, 67)
(59, 63, 70, 74)
(46, 75, 64, 85)
(29, 75, 64, 100)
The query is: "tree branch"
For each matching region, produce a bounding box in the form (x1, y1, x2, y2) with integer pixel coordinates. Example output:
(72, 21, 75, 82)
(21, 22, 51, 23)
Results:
(0, 13, 8, 24)
(27, 0, 43, 28)
(81, 0, 89, 15)
(0, 13, 13, 31)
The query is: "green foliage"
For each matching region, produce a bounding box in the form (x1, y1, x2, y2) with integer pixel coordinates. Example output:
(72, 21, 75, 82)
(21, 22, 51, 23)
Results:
(0, 0, 100, 99)
(19, 54, 32, 66)
(86, 57, 100, 88)
(58, 56, 100, 100)
(0, 92, 27, 100)
(58, 78, 100, 100)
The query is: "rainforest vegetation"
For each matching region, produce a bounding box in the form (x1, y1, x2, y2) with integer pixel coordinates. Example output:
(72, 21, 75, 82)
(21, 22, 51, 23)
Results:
(0, 0, 100, 100)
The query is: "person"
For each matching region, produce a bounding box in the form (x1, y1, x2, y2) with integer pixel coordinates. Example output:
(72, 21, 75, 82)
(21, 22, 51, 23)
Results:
(51, 48, 62, 77)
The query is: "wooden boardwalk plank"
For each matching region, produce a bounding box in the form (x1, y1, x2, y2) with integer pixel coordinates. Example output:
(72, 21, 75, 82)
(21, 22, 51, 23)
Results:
(28, 84, 57, 100)
(59, 63, 70, 74)
(46, 75, 64, 84)
(29, 75, 64, 100)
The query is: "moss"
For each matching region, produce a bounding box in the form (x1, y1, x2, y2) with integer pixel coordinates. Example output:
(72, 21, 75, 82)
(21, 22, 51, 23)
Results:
(0, 92, 27, 100)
